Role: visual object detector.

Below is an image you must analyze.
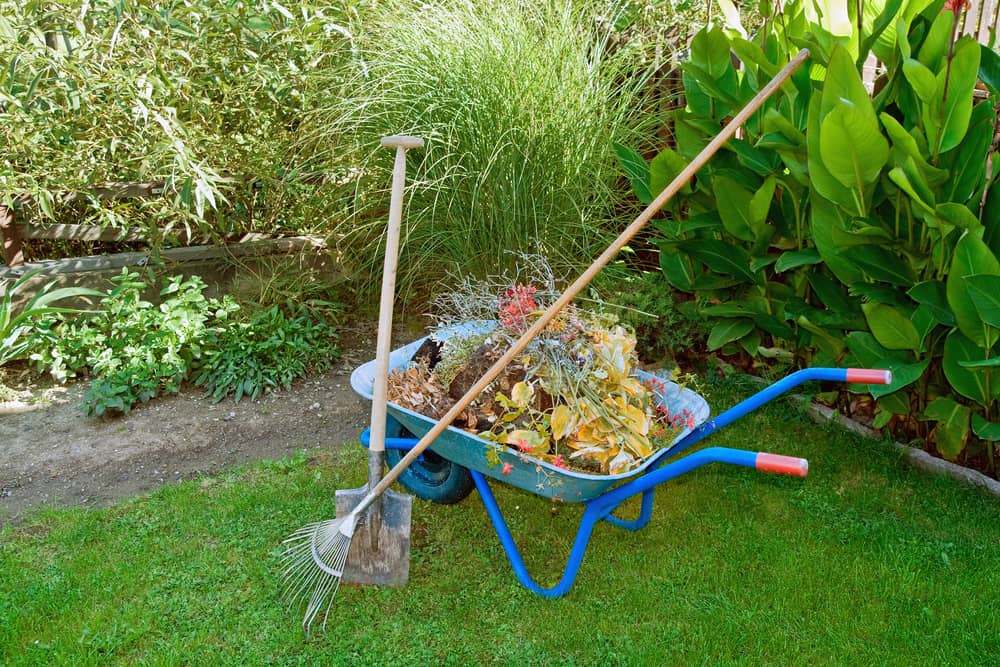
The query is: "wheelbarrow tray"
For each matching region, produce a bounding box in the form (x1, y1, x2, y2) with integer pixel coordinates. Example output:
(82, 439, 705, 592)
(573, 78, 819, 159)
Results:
(350, 323, 710, 503)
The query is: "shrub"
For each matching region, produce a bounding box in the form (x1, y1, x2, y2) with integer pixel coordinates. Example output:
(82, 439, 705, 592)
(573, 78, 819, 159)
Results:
(0, 1, 357, 243)
(30, 269, 340, 415)
(618, 1, 1000, 471)
(301, 0, 669, 301)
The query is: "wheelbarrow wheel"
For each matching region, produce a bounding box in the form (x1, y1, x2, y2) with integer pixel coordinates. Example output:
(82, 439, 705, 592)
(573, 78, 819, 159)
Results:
(385, 432, 474, 504)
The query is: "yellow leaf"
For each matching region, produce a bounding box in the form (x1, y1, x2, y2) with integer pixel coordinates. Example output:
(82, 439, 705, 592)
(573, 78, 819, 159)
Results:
(511, 381, 533, 408)
(622, 404, 650, 436)
(550, 404, 572, 440)
(503, 428, 546, 454)
(625, 432, 654, 458)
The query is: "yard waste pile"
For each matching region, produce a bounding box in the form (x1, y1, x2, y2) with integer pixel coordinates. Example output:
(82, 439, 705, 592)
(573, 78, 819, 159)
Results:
(385, 266, 697, 476)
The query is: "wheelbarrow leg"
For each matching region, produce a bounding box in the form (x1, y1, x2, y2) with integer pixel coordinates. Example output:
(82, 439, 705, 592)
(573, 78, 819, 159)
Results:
(602, 490, 655, 531)
(473, 447, 811, 597)
(471, 470, 606, 598)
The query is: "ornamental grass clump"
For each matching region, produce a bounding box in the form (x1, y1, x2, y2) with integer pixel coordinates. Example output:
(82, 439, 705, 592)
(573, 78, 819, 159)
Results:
(302, 0, 664, 300)
(386, 257, 695, 475)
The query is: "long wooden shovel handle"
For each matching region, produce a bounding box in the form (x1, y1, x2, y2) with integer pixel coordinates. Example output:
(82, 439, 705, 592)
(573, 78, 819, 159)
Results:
(369, 136, 424, 457)
(363, 49, 811, 504)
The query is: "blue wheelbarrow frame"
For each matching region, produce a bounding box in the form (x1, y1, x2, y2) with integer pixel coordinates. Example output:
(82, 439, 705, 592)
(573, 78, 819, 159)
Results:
(351, 330, 891, 598)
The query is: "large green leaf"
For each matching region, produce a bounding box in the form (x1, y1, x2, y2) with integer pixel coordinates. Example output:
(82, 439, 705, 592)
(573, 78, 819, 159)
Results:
(690, 26, 733, 79)
(659, 252, 696, 292)
(680, 239, 758, 284)
(819, 102, 888, 201)
(713, 175, 755, 241)
(749, 176, 777, 240)
(908, 280, 954, 325)
(947, 231, 1000, 347)
(888, 164, 935, 215)
(971, 414, 1000, 442)
(981, 44, 1000, 93)
(916, 11, 953, 72)
(851, 283, 911, 308)
(707, 318, 755, 351)
(923, 396, 970, 460)
(729, 138, 778, 175)
(939, 100, 995, 204)
(850, 246, 918, 286)
(985, 179, 1000, 257)
(845, 331, 909, 366)
(807, 87, 856, 210)
(796, 316, 845, 357)
(903, 57, 937, 102)
(775, 248, 822, 272)
(649, 147, 691, 200)
(844, 332, 925, 399)
(930, 37, 980, 155)
(934, 203, 979, 230)
(860, 0, 904, 65)
(942, 329, 992, 405)
(807, 272, 855, 315)
(810, 193, 864, 284)
(861, 302, 920, 352)
(964, 274, 1000, 330)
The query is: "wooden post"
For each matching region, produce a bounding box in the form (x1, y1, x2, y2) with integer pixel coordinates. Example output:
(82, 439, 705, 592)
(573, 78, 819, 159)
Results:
(0, 205, 23, 268)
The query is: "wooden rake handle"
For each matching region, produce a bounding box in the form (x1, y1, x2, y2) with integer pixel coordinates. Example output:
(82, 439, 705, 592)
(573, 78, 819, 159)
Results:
(368, 49, 811, 500)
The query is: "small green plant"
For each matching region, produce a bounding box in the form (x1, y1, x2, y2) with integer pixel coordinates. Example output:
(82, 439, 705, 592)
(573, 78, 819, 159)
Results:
(31, 269, 239, 415)
(194, 303, 340, 403)
(32, 269, 342, 414)
(0, 269, 102, 367)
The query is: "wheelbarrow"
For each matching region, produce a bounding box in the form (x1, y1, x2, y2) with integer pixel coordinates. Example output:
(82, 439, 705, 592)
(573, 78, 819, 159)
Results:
(349, 324, 891, 598)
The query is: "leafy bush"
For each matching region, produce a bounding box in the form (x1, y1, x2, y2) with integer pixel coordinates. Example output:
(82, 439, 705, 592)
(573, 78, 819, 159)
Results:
(194, 304, 339, 403)
(31, 270, 238, 414)
(619, 1, 1000, 470)
(0, 0, 357, 242)
(302, 0, 668, 300)
(30, 269, 341, 415)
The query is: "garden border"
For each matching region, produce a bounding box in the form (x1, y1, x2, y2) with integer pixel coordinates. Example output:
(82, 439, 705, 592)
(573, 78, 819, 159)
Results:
(795, 396, 1000, 497)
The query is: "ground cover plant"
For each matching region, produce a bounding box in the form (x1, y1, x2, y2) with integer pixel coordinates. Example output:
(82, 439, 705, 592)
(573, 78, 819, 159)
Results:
(618, 0, 1000, 474)
(24, 268, 340, 415)
(1, 376, 997, 664)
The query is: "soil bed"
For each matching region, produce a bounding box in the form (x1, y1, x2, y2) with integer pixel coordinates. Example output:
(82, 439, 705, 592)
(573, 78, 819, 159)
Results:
(0, 321, 414, 526)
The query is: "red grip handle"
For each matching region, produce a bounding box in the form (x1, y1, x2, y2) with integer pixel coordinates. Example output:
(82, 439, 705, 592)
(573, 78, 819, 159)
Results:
(846, 368, 892, 384)
(756, 453, 809, 477)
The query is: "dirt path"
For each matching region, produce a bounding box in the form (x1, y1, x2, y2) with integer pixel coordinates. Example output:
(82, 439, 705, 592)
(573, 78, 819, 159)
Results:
(0, 321, 418, 526)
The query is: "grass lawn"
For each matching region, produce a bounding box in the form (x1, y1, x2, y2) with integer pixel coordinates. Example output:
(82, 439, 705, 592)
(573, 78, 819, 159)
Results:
(2, 375, 998, 665)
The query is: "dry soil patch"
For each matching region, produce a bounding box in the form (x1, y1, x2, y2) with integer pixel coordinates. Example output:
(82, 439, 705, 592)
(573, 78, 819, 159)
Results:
(0, 322, 411, 526)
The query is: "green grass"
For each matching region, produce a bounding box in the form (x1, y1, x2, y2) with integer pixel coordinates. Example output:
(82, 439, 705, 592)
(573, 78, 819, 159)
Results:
(2, 375, 998, 665)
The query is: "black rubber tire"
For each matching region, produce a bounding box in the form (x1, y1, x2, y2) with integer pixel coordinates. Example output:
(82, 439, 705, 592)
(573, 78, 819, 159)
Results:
(385, 430, 475, 504)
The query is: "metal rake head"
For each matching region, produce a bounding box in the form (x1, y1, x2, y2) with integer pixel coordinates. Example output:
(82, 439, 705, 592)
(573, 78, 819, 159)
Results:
(280, 513, 358, 634)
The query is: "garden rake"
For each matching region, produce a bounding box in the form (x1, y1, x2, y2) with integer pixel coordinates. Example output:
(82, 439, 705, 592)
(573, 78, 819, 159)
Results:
(280, 49, 811, 634)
